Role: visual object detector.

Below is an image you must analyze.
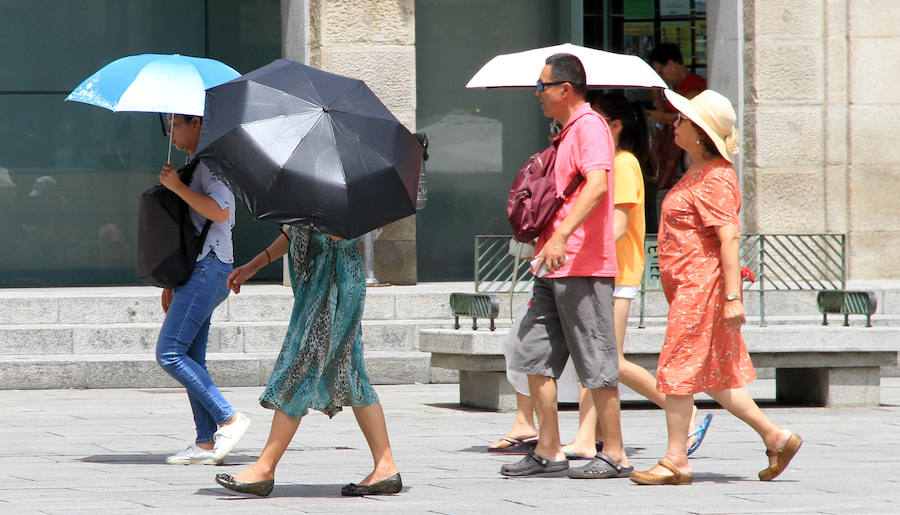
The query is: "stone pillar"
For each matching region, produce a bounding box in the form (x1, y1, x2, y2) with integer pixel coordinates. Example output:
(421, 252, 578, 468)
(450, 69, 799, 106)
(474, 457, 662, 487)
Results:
(742, 0, 828, 235)
(845, 1, 900, 279)
(742, 1, 900, 280)
(281, 0, 418, 284)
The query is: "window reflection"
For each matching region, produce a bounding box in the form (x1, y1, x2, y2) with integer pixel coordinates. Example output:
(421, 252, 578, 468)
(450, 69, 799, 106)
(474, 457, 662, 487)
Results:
(419, 112, 503, 175)
(415, 0, 562, 281)
(0, 0, 281, 286)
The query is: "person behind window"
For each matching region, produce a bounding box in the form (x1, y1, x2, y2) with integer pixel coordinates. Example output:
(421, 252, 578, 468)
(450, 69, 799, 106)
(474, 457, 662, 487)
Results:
(645, 43, 708, 230)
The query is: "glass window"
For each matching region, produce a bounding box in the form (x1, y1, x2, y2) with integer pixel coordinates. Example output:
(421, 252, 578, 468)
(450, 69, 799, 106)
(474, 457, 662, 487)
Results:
(0, 0, 281, 286)
(415, 0, 567, 281)
(591, 0, 708, 76)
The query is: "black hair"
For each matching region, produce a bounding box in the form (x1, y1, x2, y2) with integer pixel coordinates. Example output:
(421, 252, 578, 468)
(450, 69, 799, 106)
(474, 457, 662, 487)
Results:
(648, 43, 684, 66)
(545, 53, 587, 98)
(175, 114, 202, 124)
(589, 92, 652, 176)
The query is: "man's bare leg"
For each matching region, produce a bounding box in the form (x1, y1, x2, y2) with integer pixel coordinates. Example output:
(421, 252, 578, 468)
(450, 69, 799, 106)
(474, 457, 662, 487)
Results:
(591, 386, 629, 467)
(528, 374, 565, 462)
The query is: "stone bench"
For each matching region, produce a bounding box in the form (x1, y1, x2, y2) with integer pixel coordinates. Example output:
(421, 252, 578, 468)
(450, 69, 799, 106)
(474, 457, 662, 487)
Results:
(419, 325, 899, 410)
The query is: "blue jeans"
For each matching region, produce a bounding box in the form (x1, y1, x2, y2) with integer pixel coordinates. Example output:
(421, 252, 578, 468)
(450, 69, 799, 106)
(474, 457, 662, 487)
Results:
(156, 253, 234, 445)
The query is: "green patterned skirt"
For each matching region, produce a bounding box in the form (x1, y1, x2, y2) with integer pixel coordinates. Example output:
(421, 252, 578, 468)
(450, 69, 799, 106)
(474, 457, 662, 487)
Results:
(259, 227, 378, 419)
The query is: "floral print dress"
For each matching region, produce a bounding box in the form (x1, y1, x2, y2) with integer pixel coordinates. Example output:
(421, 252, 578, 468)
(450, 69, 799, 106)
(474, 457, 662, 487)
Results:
(655, 158, 756, 394)
(259, 227, 379, 418)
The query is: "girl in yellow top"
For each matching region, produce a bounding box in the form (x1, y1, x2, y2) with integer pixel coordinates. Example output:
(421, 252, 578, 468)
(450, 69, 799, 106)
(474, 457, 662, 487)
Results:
(563, 94, 711, 472)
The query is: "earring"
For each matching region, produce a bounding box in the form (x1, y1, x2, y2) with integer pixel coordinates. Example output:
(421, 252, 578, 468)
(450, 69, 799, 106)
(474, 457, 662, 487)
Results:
(696, 140, 701, 144)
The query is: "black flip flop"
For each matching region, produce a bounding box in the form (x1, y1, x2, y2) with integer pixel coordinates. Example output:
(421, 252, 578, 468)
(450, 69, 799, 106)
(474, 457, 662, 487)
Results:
(488, 437, 538, 454)
(500, 450, 569, 476)
(567, 453, 633, 479)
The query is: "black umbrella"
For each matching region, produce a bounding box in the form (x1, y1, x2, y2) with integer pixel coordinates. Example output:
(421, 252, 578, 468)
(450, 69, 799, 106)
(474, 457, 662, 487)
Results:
(196, 59, 423, 239)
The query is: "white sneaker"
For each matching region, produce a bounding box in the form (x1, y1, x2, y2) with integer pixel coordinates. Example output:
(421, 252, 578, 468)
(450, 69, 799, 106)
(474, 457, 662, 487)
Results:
(213, 413, 251, 461)
(165, 444, 221, 465)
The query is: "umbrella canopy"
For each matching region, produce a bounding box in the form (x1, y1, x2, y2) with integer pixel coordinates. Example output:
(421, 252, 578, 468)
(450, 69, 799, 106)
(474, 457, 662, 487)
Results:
(65, 53, 240, 116)
(466, 43, 666, 89)
(196, 59, 423, 240)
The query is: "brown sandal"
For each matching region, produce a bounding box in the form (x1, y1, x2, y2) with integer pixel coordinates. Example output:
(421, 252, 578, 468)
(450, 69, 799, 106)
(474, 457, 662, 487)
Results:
(759, 433, 802, 481)
(629, 459, 693, 485)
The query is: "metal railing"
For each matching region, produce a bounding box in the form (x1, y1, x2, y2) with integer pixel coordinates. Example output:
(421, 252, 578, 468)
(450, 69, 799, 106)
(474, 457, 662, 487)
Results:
(476, 233, 847, 326)
(474, 235, 534, 293)
(739, 233, 846, 325)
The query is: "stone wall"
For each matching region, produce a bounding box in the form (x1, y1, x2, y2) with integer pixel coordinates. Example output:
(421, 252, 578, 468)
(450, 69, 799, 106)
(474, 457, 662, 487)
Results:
(743, 0, 900, 280)
(281, 0, 419, 284)
(845, 1, 900, 279)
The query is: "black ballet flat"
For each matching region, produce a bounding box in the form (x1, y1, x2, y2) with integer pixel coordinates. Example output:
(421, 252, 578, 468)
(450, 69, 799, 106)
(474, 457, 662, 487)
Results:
(215, 472, 274, 497)
(341, 473, 402, 496)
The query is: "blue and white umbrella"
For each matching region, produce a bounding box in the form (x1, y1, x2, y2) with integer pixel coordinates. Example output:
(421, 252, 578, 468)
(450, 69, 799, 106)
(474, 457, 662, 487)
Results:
(66, 53, 240, 161)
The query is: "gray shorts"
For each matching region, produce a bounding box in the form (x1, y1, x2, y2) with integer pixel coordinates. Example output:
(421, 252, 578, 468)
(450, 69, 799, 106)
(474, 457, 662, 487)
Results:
(510, 276, 618, 389)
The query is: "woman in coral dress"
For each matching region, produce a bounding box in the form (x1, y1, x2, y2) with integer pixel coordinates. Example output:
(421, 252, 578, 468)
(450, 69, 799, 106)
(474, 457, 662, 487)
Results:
(630, 90, 802, 486)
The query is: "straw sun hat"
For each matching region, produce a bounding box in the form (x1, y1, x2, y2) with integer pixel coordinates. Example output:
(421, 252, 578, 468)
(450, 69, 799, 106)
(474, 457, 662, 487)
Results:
(664, 89, 740, 162)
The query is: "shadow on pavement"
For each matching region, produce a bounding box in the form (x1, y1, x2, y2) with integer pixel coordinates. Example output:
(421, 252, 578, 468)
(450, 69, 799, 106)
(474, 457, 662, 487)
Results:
(80, 454, 256, 465)
(426, 403, 585, 412)
(458, 445, 648, 456)
(198, 484, 408, 498)
(691, 472, 774, 483)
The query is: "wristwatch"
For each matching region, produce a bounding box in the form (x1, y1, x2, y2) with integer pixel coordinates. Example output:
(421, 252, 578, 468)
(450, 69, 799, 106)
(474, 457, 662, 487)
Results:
(725, 293, 742, 301)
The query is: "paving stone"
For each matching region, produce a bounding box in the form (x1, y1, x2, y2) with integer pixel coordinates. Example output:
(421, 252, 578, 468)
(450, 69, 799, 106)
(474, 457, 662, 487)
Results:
(0, 381, 896, 512)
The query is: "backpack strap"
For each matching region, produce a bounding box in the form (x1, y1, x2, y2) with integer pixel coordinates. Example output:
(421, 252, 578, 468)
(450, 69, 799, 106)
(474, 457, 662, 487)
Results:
(179, 157, 215, 243)
(553, 110, 606, 200)
(178, 156, 201, 184)
(551, 133, 585, 200)
(197, 218, 214, 248)
(560, 173, 584, 199)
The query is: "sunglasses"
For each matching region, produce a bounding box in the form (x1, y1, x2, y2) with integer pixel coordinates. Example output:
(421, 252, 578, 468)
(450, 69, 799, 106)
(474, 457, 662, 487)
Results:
(536, 80, 567, 93)
(675, 112, 684, 125)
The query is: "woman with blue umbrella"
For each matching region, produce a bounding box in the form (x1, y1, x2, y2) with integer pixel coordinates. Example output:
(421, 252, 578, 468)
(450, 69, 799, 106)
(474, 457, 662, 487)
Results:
(67, 54, 252, 464)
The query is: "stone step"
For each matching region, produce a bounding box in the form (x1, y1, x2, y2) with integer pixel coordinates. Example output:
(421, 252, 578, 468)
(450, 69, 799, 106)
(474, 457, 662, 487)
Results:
(633, 314, 900, 327)
(0, 351, 455, 390)
(0, 319, 499, 355)
(5, 282, 899, 326)
(630, 288, 900, 318)
(0, 283, 481, 325)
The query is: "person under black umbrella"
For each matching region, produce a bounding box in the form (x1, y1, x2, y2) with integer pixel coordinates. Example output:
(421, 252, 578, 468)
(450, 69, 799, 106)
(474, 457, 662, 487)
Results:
(214, 226, 401, 497)
(208, 60, 412, 497)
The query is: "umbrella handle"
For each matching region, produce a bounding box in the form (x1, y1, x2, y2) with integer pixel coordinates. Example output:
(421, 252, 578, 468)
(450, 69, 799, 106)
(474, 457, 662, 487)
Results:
(166, 114, 174, 165)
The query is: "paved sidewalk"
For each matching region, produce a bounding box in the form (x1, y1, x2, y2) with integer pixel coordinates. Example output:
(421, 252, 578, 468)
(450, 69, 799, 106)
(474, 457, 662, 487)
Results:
(1, 379, 898, 514)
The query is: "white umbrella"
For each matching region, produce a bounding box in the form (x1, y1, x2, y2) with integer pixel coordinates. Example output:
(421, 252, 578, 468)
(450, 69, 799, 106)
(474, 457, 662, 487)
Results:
(0, 167, 13, 188)
(418, 112, 503, 174)
(466, 43, 665, 89)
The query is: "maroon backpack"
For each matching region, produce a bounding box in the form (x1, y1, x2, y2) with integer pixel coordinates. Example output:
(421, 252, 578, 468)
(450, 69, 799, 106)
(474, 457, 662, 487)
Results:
(506, 140, 583, 243)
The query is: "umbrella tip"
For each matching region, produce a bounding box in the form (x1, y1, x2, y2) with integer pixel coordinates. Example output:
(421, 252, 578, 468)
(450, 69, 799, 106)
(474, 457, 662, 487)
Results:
(323, 106, 329, 112)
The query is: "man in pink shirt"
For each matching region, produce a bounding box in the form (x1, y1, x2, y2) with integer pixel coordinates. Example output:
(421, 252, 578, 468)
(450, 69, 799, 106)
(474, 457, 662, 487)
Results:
(501, 53, 631, 479)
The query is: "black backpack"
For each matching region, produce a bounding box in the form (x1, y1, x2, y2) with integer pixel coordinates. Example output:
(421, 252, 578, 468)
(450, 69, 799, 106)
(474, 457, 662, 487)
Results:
(136, 158, 213, 288)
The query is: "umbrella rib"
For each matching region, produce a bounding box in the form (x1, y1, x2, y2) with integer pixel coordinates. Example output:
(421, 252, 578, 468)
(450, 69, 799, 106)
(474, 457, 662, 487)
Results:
(246, 81, 322, 117)
(327, 81, 400, 124)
